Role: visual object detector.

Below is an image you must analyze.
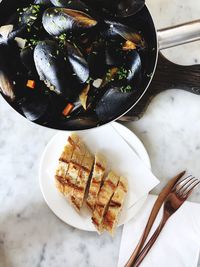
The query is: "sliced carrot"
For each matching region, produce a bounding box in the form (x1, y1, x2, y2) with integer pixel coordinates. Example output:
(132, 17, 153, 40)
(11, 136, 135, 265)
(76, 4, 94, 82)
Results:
(62, 103, 74, 116)
(26, 80, 36, 89)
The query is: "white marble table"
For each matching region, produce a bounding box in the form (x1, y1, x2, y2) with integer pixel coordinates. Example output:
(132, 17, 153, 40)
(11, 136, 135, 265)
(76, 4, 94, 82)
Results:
(0, 0, 200, 266)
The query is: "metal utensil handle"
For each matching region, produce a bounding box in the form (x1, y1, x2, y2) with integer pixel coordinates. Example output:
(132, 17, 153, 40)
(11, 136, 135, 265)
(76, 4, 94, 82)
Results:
(158, 20, 200, 50)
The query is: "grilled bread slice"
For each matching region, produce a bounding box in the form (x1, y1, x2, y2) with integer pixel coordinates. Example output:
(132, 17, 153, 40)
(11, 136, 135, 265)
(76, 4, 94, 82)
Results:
(103, 176, 128, 235)
(92, 171, 119, 233)
(64, 136, 86, 198)
(71, 149, 94, 210)
(55, 134, 79, 194)
(87, 153, 106, 210)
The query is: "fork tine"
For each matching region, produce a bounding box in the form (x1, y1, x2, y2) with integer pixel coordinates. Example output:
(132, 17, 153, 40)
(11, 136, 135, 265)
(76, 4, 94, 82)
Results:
(175, 176, 195, 193)
(176, 177, 197, 196)
(175, 175, 192, 187)
(182, 180, 200, 198)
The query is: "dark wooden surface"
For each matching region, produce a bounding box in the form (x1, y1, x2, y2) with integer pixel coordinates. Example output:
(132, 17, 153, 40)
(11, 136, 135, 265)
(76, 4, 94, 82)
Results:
(121, 52, 200, 121)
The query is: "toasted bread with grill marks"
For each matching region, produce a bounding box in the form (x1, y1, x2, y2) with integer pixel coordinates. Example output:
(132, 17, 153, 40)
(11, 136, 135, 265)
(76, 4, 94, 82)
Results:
(55, 134, 79, 194)
(64, 136, 86, 198)
(92, 171, 119, 233)
(87, 153, 106, 210)
(103, 176, 128, 235)
(71, 149, 94, 211)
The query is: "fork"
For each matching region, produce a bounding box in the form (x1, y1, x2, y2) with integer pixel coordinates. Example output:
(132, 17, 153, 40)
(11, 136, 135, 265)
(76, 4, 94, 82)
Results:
(130, 176, 200, 267)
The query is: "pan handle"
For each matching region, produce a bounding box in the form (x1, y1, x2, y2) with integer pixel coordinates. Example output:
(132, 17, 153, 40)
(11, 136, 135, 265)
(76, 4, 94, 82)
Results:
(120, 20, 200, 121)
(121, 52, 200, 121)
(157, 20, 200, 50)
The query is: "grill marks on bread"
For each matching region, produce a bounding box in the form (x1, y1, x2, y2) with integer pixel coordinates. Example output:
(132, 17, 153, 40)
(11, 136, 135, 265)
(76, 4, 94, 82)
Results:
(55, 134, 79, 194)
(71, 149, 94, 210)
(91, 171, 119, 233)
(55, 134, 128, 235)
(87, 153, 106, 210)
(103, 176, 128, 235)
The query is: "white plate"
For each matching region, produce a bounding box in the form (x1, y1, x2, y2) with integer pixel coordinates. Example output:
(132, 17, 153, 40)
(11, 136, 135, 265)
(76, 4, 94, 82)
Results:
(39, 122, 152, 232)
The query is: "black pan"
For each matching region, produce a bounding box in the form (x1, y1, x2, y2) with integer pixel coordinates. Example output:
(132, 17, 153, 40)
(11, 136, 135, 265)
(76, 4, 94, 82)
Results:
(0, 1, 200, 130)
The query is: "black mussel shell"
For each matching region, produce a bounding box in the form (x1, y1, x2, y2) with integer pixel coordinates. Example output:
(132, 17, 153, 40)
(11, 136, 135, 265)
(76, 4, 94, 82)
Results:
(34, 0, 51, 5)
(34, 40, 74, 98)
(115, 0, 145, 17)
(7, 5, 41, 41)
(64, 42, 89, 84)
(88, 40, 107, 79)
(42, 7, 97, 36)
(59, 114, 98, 130)
(106, 22, 145, 49)
(0, 45, 15, 100)
(20, 46, 37, 74)
(105, 41, 125, 67)
(83, 0, 145, 17)
(95, 87, 133, 121)
(125, 50, 142, 83)
(20, 94, 52, 122)
(50, 0, 89, 11)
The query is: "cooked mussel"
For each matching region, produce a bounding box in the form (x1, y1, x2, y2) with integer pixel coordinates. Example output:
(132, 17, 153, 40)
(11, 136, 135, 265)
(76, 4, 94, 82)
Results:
(59, 114, 98, 130)
(105, 21, 145, 49)
(88, 40, 107, 79)
(20, 46, 37, 74)
(64, 42, 89, 83)
(20, 94, 52, 122)
(50, 0, 89, 11)
(6, 5, 41, 41)
(83, 0, 145, 17)
(95, 87, 133, 121)
(42, 7, 97, 36)
(0, 45, 15, 100)
(34, 40, 74, 98)
(34, 0, 51, 5)
(125, 50, 142, 83)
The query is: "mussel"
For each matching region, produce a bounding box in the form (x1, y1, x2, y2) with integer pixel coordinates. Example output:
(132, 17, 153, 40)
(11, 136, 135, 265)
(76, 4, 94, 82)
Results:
(0, 45, 15, 100)
(95, 87, 133, 121)
(88, 40, 107, 79)
(64, 42, 89, 83)
(50, 0, 90, 11)
(20, 46, 37, 74)
(42, 7, 97, 36)
(83, 0, 145, 17)
(20, 94, 52, 122)
(34, 0, 51, 5)
(105, 22, 145, 49)
(59, 114, 98, 130)
(34, 40, 74, 98)
(0, 5, 42, 42)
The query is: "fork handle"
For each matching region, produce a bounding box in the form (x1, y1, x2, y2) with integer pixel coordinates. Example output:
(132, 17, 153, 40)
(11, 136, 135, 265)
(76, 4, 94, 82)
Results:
(132, 219, 167, 267)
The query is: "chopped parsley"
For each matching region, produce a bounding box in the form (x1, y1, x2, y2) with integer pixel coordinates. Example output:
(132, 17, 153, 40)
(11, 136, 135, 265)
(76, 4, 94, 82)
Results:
(120, 85, 132, 93)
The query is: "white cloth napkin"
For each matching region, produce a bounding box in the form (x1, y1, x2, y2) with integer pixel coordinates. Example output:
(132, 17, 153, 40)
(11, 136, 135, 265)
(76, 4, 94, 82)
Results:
(118, 195, 200, 267)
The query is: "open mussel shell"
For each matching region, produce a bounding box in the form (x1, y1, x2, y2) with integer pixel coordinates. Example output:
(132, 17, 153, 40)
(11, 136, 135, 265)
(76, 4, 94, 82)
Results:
(106, 22, 145, 49)
(42, 7, 97, 36)
(83, 0, 145, 17)
(65, 42, 89, 84)
(34, 40, 74, 98)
